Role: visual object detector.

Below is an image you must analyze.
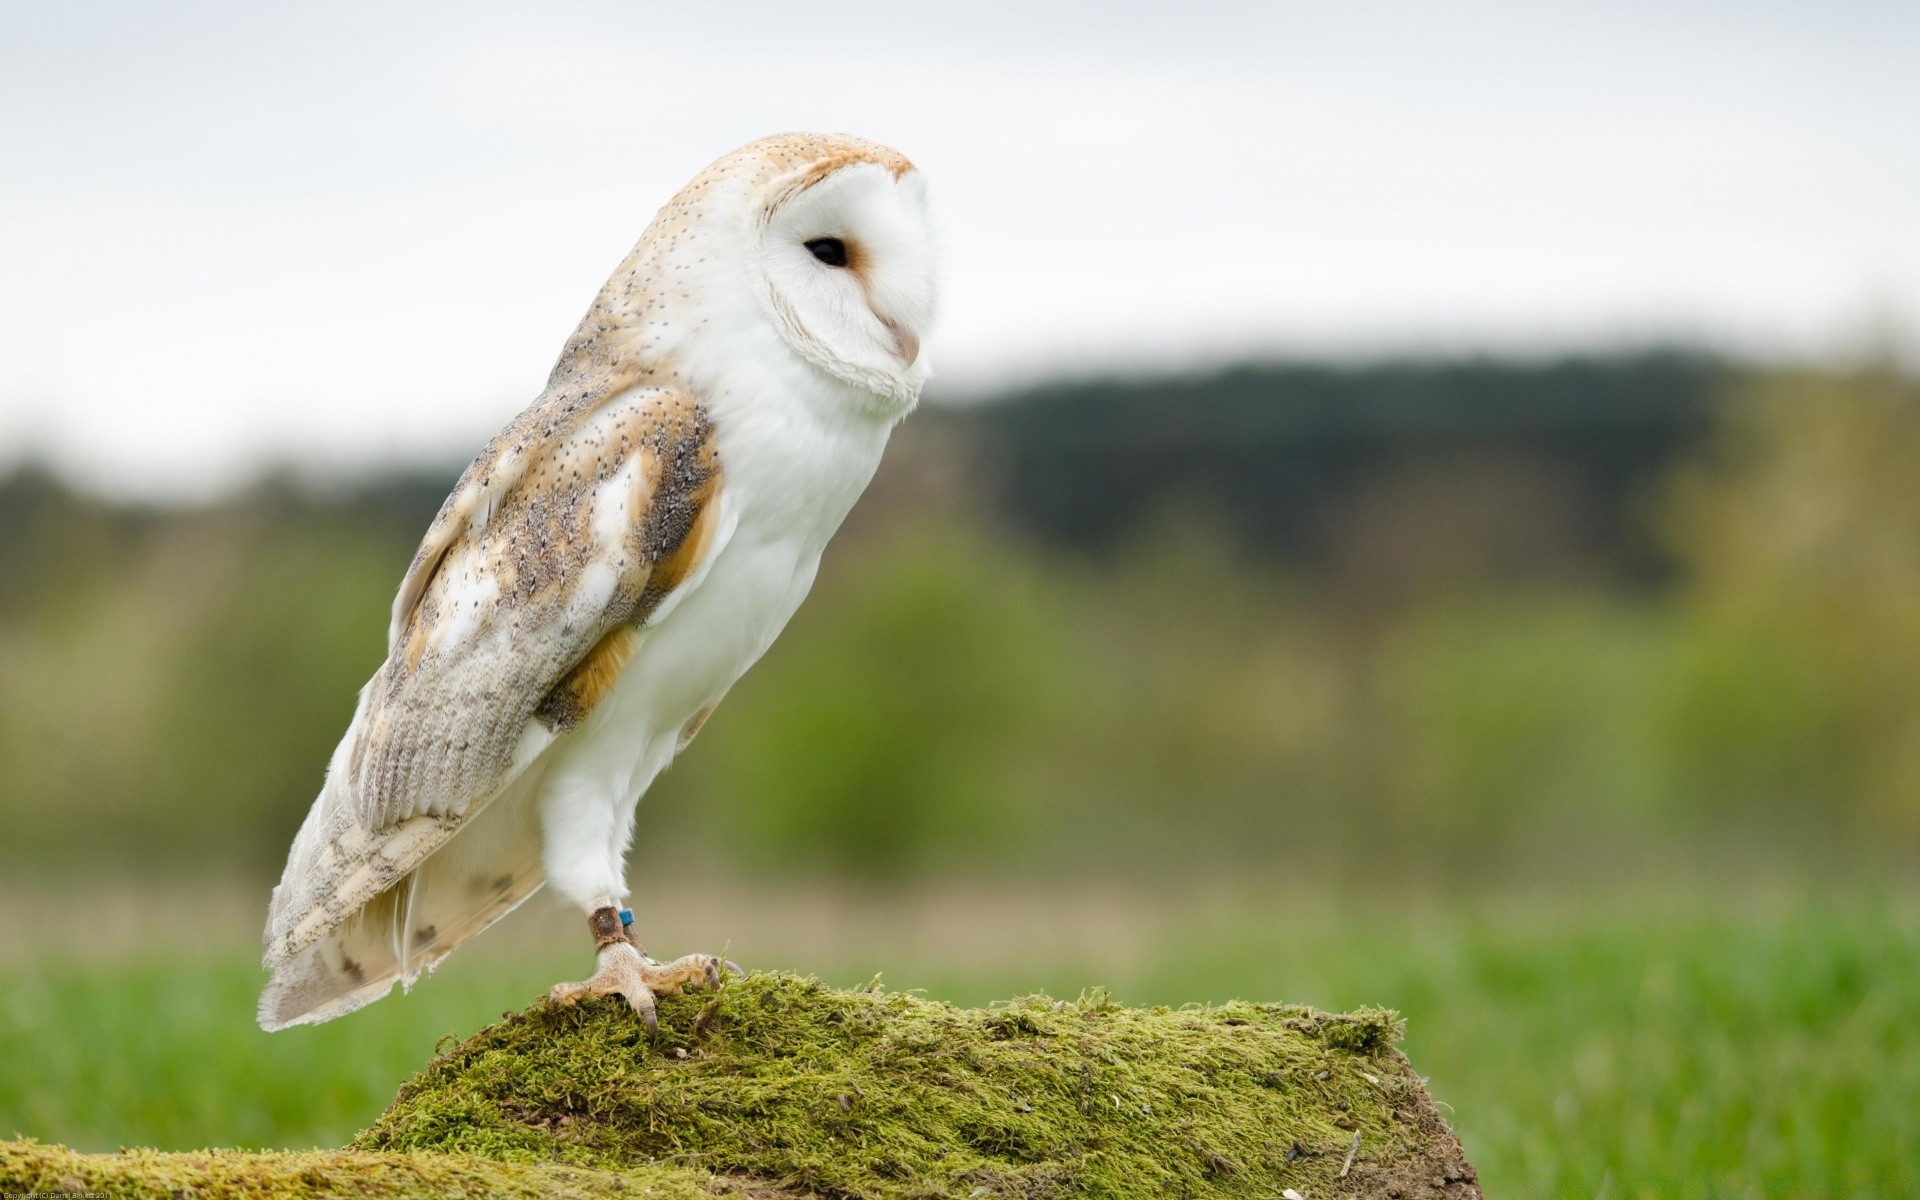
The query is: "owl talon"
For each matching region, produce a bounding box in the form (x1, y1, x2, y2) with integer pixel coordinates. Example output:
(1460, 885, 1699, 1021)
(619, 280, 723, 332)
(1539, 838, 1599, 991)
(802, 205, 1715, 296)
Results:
(550, 937, 739, 1036)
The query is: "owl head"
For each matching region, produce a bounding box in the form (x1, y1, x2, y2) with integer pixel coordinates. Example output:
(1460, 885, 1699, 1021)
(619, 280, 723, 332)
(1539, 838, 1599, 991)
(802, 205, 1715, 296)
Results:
(574, 133, 937, 420)
(746, 137, 935, 414)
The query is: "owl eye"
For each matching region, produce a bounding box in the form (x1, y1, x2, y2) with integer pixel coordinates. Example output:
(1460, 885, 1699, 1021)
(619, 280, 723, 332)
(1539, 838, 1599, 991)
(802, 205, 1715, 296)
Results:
(805, 237, 849, 268)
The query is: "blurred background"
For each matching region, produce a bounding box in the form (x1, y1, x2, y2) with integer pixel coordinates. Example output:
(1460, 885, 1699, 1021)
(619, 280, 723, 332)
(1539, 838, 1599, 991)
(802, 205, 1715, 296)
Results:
(3, 1, 1919, 1195)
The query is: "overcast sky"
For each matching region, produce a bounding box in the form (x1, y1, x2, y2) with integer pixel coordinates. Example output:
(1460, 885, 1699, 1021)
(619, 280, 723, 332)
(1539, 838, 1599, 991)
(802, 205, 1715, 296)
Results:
(2, 0, 1916, 496)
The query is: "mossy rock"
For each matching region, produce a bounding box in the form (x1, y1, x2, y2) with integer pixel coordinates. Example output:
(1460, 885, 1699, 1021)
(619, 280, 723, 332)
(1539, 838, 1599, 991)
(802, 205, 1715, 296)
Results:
(0, 1140, 734, 1198)
(2, 972, 1480, 1198)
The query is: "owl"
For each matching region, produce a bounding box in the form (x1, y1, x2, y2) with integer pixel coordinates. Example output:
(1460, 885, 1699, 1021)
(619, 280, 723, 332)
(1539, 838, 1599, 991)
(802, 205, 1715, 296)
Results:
(259, 133, 936, 1032)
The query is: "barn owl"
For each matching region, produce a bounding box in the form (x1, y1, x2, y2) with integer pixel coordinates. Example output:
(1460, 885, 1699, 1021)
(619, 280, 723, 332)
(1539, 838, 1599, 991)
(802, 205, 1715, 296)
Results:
(259, 133, 935, 1032)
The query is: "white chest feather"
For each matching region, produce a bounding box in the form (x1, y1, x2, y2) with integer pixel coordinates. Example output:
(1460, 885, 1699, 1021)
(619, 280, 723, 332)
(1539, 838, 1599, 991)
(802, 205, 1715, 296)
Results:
(537, 366, 892, 815)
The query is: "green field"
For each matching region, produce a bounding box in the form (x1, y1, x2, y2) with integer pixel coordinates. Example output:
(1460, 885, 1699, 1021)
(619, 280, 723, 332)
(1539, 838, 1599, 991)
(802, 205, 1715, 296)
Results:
(3, 884, 1915, 1198)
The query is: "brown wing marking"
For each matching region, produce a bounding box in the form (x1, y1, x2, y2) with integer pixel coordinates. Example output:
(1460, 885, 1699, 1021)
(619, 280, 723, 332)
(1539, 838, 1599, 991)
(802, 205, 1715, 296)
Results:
(676, 689, 728, 753)
(532, 625, 640, 733)
(529, 432, 725, 735)
(626, 416, 726, 625)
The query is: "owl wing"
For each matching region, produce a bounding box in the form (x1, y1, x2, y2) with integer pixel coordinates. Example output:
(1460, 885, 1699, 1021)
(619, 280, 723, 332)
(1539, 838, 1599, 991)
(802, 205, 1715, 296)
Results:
(351, 383, 727, 831)
(260, 382, 730, 1025)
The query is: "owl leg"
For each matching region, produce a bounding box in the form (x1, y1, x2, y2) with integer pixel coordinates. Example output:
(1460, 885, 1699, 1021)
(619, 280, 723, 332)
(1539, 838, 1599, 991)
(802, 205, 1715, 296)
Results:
(548, 903, 739, 1036)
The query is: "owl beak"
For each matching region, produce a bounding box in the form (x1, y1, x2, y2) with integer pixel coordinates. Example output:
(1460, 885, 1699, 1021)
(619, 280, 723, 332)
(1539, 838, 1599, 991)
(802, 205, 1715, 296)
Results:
(880, 317, 920, 368)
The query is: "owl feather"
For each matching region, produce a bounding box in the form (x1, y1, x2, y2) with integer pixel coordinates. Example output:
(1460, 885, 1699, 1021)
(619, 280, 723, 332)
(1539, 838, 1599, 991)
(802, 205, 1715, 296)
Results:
(259, 383, 726, 1029)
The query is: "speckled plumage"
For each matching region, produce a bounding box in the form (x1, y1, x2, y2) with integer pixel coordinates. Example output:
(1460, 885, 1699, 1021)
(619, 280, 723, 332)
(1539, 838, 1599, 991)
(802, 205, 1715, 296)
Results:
(261, 133, 936, 1029)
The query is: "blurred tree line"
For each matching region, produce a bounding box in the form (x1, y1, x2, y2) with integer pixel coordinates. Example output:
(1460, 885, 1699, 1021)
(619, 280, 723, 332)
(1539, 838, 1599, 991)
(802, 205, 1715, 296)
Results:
(1, 352, 1914, 885)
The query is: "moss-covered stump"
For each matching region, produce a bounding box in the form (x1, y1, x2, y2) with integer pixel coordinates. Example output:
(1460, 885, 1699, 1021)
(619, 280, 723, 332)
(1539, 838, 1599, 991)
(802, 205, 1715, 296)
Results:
(0, 1139, 739, 1198)
(362, 972, 1477, 1197)
(2, 973, 1479, 1198)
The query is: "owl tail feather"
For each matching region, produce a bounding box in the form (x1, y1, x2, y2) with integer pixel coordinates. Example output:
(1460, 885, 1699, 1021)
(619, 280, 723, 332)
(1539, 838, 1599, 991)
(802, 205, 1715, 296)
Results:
(258, 777, 546, 1031)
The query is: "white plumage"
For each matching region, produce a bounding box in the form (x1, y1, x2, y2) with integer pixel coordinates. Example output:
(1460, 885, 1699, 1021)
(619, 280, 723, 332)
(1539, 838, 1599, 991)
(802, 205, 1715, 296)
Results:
(259, 133, 935, 1030)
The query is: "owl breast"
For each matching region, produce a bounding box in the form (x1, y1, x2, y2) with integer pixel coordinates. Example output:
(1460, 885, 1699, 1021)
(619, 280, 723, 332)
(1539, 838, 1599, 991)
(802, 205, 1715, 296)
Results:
(527, 369, 896, 823)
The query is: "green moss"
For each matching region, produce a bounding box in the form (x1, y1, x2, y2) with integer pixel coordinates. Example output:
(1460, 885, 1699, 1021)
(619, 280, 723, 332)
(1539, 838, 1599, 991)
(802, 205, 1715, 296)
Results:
(361, 973, 1473, 1198)
(4, 974, 1476, 1198)
(0, 1138, 749, 1198)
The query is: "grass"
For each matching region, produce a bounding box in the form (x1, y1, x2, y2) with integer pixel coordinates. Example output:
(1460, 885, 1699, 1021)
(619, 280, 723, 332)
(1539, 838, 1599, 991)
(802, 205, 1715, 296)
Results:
(2, 885, 1917, 1196)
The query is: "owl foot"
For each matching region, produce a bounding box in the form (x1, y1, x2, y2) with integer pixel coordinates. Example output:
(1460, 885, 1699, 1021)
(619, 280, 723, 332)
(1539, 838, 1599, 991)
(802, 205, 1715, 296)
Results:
(548, 906, 740, 1036)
